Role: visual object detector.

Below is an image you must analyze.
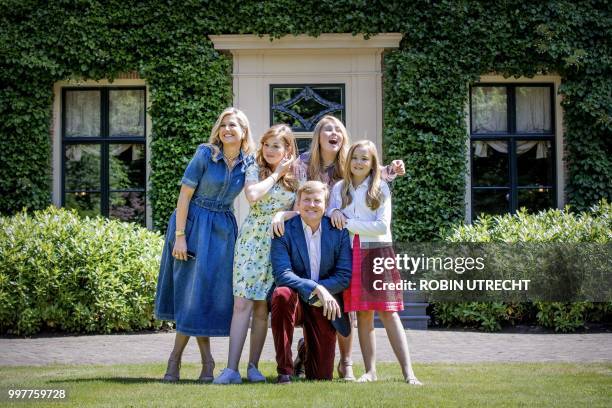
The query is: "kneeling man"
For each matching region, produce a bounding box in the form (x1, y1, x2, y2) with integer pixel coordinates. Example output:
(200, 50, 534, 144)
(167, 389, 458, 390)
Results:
(270, 181, 352, 383)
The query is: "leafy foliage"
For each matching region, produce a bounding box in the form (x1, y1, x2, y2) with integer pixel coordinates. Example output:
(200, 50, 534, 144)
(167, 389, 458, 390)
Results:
(433, 200, 612, 332)
(0, 1, 609, 235)
(0, 207, 164, 335)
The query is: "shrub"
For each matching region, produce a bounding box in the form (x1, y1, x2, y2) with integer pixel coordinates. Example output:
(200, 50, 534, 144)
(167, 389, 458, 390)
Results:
(432, 200, 612, 332)
(0, 206, 164, 335)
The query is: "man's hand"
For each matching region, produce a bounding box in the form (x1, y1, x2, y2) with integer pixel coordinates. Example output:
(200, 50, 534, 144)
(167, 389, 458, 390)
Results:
(313, 285, 341, 321)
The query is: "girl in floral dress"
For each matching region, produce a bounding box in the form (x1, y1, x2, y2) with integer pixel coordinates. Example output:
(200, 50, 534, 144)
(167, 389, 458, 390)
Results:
(214, 124, 299, 384)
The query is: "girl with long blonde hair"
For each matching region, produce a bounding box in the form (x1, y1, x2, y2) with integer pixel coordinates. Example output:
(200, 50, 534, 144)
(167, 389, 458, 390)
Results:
(328, 140, 421, 384)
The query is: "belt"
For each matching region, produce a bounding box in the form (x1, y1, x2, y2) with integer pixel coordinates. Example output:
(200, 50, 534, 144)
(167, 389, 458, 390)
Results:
(191, 196, 233, 212)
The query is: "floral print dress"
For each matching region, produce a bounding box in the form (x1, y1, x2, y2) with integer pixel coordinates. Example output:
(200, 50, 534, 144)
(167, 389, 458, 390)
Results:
(233, 163, 295, 300)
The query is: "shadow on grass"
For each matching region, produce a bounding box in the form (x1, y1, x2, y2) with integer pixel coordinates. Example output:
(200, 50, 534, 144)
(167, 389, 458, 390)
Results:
(48, 377, 192, 385)
(47, 376, 306, 385)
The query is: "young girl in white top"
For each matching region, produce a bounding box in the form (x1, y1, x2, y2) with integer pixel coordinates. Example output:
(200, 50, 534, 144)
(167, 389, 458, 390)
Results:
(327, 140, 421, 384)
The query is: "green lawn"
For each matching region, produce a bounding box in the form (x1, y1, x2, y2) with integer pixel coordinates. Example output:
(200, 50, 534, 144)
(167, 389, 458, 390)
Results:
(0, 362, 610, 407)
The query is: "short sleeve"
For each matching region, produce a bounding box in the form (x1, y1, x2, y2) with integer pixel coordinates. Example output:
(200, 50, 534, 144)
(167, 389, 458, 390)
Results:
(245, 162, 260, 183)
(181, 145, 211, 188)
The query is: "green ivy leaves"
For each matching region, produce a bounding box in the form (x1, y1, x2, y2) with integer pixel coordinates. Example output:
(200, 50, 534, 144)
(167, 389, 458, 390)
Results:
(0, 0, 609, 237)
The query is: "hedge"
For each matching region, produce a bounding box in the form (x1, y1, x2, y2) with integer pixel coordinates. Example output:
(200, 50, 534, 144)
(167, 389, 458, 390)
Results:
(0, 207, 163, 335)
(432, 200, 612, 332)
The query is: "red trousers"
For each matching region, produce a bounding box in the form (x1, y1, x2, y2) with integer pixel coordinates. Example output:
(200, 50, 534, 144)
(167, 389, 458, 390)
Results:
(271, 286, 337, 380)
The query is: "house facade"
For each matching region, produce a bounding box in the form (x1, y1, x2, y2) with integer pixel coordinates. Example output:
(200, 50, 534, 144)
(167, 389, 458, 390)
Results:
(48, 37, 567, 230)
(2, 2, 609, 241)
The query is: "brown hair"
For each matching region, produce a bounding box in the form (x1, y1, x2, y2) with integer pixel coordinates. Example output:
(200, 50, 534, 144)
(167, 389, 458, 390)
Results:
(307, 115, 350, 183)
(256, 124, 299, 192)
(208, 107, 255, 159)
(297, 180, 329, 206)
(341, 140, 383, 210)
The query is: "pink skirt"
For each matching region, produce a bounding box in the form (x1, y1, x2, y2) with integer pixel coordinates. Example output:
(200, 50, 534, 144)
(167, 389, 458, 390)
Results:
(343, 234, 404, 312)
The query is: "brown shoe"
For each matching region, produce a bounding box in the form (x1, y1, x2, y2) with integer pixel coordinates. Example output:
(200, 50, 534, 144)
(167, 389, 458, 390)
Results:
(277, 374, 292, 385)
(162, 358, 181, 382)
(293, 338, 305, 379)
(198, 359, 215, 383)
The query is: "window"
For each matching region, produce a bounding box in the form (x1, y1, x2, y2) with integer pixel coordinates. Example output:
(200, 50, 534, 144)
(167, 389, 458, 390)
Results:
(470, 84, 556, 218)
(62, 87, 146, 225)
(270, 84, 345, 153)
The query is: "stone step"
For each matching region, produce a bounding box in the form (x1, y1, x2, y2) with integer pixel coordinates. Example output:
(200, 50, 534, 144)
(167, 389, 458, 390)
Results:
(403, 290, 429, 303)
(373, 315, 430, 330)
(372, 302, 430, 330)
(401, 302, 429, 316)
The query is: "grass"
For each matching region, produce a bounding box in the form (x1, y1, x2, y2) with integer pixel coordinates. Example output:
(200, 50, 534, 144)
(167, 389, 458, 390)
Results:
(0, 362, 610, 407)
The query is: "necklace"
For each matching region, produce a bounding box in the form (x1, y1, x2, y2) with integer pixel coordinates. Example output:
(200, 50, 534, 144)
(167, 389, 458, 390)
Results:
(223, 151, 239, 162)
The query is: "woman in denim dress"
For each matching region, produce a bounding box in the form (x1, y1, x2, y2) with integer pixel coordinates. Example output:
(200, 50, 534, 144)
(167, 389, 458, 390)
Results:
(155, 107, 255, 382)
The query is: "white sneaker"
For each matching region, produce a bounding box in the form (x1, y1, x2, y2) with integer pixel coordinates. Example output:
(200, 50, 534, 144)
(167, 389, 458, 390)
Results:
(246, 363, 266, 383)
(212, 368, 242, 384)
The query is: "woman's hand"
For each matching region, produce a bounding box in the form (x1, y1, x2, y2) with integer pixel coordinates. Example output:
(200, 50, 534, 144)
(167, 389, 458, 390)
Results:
(330, 209, 347, 229)
(172, 236, 188, 261)
(272, 211, 286, 237)
(274, 157, 294, 178)
(391, 159, 406, 176)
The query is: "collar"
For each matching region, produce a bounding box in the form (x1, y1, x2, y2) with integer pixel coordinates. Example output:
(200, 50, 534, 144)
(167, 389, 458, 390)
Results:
(350, 175, 371, 191)
(218, 146, 244, 164)
(301, 218, 321, 237)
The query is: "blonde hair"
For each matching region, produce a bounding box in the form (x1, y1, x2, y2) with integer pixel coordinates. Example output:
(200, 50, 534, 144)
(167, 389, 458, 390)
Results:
(297, 180, 329, 207)
(307, 115, 350, 183)
(256, 124, 299, 192)
(208, 107, 255, 159)
(341, 140, 383, 210)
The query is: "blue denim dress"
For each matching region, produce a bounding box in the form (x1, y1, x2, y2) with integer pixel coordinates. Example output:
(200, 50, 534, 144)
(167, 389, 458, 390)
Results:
(155, 144, 253, 336)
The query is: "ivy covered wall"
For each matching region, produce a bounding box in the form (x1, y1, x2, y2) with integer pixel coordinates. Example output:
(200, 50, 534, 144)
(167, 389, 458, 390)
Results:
(1, 0, 609, 239)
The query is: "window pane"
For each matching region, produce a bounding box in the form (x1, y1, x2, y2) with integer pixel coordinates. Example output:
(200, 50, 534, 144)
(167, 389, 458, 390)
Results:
(516, 87, 551, 133)
(518, 188, 553, 213)
(109, 192, 145, 225)
(65, 192, 101, 218)
(64, 144, 100, 191)
(296, 138, 311, 155)
(517, 141, 553, 186)
(109, 144, 146, 190)
(471, 86, 507, 133)
(471, 141, 509, 186)
(472, 189, 509, 218)
(271, 85, 344, 131)
(273, 87, 301, 105)
(109, 89, 145, 137)
(65, 90, 100, 137)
